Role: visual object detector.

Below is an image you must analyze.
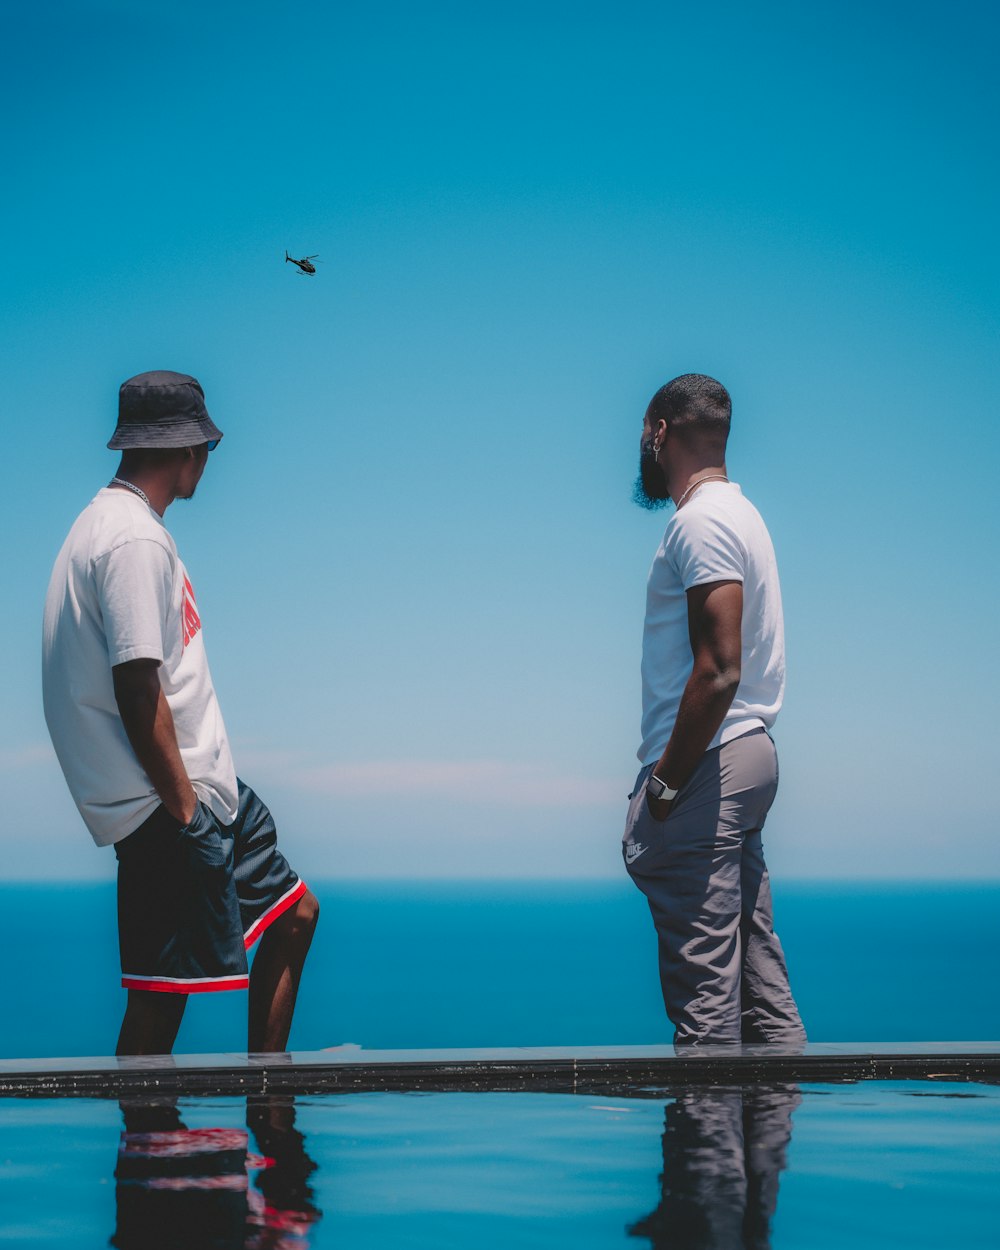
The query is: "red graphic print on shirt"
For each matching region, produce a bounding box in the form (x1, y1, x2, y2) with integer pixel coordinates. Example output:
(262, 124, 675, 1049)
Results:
(182, 576, 202, 647)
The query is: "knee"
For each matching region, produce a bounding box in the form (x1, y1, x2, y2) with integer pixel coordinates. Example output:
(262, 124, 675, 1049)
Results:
(297, 888, 320, 933)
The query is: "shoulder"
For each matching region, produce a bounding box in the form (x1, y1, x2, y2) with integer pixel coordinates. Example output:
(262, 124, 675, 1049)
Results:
(86, 492, 177, 564)
(663, 486, 751, 587)
(667, 487, 748, 548)
(704, 485, 776, 555)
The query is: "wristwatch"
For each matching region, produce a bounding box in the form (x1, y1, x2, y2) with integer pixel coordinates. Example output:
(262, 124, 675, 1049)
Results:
(647, 774, 679, 802)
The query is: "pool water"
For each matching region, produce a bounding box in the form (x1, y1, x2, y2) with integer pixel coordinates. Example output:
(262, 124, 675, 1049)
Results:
(1, 1081, 998, 1248)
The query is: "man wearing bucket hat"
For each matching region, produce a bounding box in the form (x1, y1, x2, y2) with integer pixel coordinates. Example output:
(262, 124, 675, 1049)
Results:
(42, 371, 319, 1056)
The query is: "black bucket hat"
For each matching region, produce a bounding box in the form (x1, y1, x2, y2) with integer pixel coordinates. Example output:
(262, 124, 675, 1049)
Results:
(108, 371, 224, 450)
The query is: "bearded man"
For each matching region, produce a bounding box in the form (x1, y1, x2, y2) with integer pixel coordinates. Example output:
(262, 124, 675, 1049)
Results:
(624, 373, 805, 1046)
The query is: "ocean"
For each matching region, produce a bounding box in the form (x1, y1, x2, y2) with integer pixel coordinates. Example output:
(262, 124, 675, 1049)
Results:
(4, 880, 998, 1059)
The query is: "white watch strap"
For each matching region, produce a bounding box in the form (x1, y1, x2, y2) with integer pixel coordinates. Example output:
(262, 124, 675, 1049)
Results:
(647, 774, 679, 801)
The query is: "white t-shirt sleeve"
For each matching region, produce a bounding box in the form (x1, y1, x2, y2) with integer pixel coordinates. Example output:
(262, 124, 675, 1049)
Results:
(94, 539, 174, 666)
(666, 507, 747, 590)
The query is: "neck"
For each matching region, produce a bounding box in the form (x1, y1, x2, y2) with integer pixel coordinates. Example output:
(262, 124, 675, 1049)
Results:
(110, 463, 174, 517)
(668, 463, 729, 508)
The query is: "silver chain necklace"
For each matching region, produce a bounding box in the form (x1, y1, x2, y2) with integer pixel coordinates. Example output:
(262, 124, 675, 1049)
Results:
(108, 477, 151, 507)
(675, 474, 729, 509)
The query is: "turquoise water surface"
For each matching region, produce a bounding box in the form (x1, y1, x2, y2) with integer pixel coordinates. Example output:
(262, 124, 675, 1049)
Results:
(1, 1082, 998, 1248)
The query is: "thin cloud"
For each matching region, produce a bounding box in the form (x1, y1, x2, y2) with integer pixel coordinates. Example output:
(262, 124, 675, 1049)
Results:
(291, 759, 619, 806)
(0, 744, 58, 771)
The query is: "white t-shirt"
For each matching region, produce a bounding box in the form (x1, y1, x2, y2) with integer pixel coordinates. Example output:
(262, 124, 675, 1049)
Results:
(638, 481, 785, 765)
(42, 488, 239, 846)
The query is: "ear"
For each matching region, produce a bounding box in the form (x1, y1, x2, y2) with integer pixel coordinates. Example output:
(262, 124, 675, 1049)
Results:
(651, 416, 668, 449)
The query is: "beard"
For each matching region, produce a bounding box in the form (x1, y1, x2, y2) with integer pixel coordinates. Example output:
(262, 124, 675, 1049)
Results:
(633, 438, 671, 510)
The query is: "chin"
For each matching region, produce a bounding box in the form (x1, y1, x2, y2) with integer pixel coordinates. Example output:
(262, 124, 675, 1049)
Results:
(633, 488, 670, 511)
(633, 469, 671, 511)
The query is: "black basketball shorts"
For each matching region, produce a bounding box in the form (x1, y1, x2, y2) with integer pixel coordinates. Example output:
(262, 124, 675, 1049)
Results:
(115, 780, 307, 993)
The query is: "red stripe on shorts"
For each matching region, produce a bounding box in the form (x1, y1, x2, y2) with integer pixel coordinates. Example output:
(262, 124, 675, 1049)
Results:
(243, 879, 308, 950)
(122, 974, 250, 994)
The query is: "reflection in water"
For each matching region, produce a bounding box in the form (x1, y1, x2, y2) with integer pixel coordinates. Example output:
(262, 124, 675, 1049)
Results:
(628, 1085, 800, 1250)
(246, 1097, 321, 1246)
(112, 1095, 320, 1249)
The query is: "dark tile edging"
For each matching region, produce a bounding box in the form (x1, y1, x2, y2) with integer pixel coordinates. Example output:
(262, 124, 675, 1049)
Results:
(3, 1051, 1000, 1098)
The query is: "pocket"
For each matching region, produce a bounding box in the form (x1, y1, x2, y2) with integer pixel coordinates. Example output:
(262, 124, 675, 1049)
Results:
(177, 803, 207, 834)
(623, 766, 662, 841)
(641, 782, 674, 826)
(179, 804, 228, 872)
(623, 773, 646, 840)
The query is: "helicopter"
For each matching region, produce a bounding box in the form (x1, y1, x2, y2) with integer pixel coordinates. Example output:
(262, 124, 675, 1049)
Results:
(285, 251, 319, 275)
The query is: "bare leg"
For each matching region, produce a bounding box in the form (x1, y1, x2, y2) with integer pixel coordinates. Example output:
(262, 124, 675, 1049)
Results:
(116, 989, 188, 1056)
(248, 890, 319, 1053)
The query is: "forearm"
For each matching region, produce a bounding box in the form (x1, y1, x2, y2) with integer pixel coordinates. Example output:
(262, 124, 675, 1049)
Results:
(653, 663, 740, 790)
(113, 662, 198, 824)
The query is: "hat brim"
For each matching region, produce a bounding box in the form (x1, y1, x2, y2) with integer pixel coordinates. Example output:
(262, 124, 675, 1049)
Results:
(107, 416, 224, 450)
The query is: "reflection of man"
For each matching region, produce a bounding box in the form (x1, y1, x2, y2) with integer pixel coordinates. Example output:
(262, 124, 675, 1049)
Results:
(112, 1095, 320, 1249)
(43, 371, 319, 1055)
(246, 1096, 321, 1244)
(624, 374, 804, 1045)
(628, 1085, 801, 1250)
(113, 1100, 251, 1250)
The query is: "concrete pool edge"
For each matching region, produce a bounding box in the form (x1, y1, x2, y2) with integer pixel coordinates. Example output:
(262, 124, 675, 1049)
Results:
(2, 1043, 999, 1097)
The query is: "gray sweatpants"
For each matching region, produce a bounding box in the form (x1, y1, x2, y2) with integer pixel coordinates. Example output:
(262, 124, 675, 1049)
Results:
(623, 728, 805, 1045)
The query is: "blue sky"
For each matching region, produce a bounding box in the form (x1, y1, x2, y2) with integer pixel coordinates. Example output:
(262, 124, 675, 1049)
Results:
(1, 0, 997, 880)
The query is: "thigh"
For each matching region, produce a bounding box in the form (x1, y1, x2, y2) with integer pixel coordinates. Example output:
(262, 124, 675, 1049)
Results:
(624, 734, 780, 1041)
(116, 803, 247, 990)
(625, 745, 746, 900)
(625, 753, 743, 1039)
(228, 780, 306, 947)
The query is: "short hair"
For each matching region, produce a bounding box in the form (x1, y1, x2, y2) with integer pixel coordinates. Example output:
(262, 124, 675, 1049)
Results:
(118, 446, 195, 468)
(648, 374, 731, 449)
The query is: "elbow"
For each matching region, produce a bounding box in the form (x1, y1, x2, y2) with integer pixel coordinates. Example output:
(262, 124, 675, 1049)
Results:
(712, 665, 741, 698)
(693, 658, 741, 700)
